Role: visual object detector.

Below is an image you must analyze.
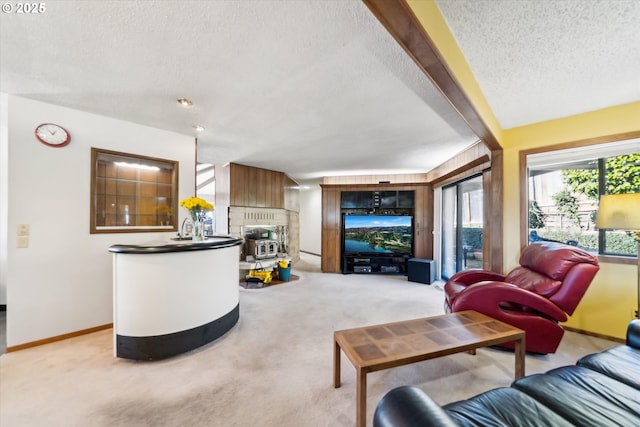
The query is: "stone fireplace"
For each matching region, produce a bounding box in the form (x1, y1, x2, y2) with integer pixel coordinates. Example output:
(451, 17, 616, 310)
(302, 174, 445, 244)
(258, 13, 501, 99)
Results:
(229, 207, 299, 263)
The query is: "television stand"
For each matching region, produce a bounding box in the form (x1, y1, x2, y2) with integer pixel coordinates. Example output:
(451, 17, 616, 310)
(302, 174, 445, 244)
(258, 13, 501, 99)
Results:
(342, 254, 409, 274)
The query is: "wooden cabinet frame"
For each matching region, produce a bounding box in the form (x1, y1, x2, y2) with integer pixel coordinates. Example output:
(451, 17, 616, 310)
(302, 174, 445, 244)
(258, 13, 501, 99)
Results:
(321, 183, 432, 273)
(90, 148, 179, 233)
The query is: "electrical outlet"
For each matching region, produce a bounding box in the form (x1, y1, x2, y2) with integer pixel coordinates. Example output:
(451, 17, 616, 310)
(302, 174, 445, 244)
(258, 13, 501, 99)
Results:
(17, 236, 29, 248)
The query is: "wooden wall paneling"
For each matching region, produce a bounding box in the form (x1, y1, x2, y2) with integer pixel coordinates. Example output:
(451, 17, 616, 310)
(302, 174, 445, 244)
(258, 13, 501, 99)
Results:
(321, 183, 429, 272)
(240, 164, 248, 207)
(321, 186, 342, 272)
(488, 150, 503, 272)
(426, 185, 434, 258)
(413, 184, 433, 259)
(270, 171, 278, 208)
(331, 187, 342, 273)
(229, 163, 237, 206)
(233, 164, 242, 206)
(230, 163, 298, 210)
(423, 184, 433, 258)
(275, 171, 285, 209)
(264, 171, 270, 207)
(261, 168, 269, 207)
(482, 170, 492, 270)
(247, 166, 257, 207)
(323, 173, 429, 185)
(413, 185, 426, 258)
(263, 168, 270, 207)
(244, 164, 253, 207)
(284, 175, 290, 208)
(321, 150, 500, 275)
(272, 169, 280, 208)
(267, 168, 275, 207)
(267, 170, 275, 207)
(427, 142, 491, 185)
(229, 163, 244, 206)
(519, 149, 529, 252)
(256, 168, 266, 207)
(242, 165, 250, 207)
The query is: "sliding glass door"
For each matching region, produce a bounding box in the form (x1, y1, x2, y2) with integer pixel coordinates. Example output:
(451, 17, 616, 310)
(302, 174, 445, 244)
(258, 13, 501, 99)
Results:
(441, 175, 484, 280)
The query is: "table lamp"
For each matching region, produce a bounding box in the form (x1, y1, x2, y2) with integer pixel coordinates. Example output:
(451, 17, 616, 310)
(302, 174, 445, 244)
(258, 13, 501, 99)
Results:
(596, 193, 640, 319)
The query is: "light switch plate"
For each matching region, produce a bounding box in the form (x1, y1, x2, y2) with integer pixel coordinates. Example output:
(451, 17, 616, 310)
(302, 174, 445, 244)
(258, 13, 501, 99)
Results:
(17, 224, 29, 236)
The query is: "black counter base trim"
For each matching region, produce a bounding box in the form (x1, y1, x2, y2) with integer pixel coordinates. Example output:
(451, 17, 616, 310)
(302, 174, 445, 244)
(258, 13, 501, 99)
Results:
(116, 304, 239, 360)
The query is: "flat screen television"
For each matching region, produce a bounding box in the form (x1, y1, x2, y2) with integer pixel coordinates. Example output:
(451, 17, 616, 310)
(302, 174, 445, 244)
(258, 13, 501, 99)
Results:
(342, 215, 413, 256)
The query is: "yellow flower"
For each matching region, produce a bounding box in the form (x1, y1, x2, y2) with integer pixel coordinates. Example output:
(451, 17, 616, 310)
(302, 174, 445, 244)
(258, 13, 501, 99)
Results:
(179, 196, 214, 219)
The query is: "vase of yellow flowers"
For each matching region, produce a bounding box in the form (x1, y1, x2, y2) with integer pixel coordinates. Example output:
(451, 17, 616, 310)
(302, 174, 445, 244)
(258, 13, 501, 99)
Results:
(179, 196, 214, 242)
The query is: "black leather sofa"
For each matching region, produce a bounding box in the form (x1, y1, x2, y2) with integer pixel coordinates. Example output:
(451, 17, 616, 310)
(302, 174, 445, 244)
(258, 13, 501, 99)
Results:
(373, 320, 640, 426)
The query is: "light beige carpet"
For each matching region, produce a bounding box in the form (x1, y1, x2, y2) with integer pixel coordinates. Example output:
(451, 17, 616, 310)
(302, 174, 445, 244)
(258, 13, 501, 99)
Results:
(0, 254, 617, 426)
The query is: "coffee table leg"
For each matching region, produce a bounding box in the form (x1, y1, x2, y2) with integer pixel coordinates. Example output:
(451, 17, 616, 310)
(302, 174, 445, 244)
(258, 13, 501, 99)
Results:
(356, 368, 366, 427)
(514, 335, 525, 379)
(334, 339, 341, 388)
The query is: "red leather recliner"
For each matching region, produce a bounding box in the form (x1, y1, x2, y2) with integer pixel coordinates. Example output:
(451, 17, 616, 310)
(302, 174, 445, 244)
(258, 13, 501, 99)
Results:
(444, 242, 600, 354)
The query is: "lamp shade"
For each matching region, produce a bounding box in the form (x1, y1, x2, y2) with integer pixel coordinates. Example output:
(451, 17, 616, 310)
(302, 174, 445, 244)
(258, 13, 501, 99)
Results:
(596, 193, 640, 230)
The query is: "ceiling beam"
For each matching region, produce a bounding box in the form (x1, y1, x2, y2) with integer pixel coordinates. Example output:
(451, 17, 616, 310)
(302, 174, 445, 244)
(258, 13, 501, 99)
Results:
(363, 0, 501, 151)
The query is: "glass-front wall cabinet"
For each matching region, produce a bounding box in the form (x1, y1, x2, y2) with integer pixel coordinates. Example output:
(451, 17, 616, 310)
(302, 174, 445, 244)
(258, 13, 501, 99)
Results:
(91, 148, 178, 233)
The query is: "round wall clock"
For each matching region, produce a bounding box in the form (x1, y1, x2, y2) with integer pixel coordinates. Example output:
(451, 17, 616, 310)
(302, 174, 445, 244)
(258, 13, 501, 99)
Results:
(35, 123, 71, 147)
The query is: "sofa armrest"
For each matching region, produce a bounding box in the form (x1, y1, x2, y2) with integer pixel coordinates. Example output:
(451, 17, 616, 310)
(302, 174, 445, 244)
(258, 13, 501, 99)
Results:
(447, 269, 506, 286)
(627, 319, 640, 349)
(373, 386, 459, 427)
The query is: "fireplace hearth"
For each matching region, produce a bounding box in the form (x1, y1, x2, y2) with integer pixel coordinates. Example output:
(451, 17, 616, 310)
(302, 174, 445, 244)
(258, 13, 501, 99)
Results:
(228, 207, 298, 263)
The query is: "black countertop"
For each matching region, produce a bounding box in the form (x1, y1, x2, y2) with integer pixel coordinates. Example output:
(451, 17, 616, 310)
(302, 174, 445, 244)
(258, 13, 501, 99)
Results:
(109, 235, 243, 254)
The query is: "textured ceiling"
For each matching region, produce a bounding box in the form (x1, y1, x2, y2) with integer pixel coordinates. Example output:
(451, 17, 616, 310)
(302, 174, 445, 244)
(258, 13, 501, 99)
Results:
(0, 0, 478, 184)
(3, 1, 638, 185)
(436, 0, 640, 129)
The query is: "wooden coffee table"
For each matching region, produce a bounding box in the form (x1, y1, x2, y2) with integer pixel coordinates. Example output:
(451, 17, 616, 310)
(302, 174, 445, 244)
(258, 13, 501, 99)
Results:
(333, 310, 525, 427)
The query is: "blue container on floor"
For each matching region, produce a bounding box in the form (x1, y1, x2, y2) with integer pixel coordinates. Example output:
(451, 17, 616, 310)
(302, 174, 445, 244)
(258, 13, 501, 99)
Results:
(279, 266, 291, 282)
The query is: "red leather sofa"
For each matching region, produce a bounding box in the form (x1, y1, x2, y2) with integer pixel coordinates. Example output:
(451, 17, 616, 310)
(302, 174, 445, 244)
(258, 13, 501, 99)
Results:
(444, 242, 600, 354)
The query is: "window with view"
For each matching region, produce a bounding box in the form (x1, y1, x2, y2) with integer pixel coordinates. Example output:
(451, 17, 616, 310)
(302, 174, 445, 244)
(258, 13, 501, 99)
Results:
(527, 140, 639, 257)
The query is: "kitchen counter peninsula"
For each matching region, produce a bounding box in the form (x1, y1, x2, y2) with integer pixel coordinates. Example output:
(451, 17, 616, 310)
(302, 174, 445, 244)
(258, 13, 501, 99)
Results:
(109, 235, 243, 360)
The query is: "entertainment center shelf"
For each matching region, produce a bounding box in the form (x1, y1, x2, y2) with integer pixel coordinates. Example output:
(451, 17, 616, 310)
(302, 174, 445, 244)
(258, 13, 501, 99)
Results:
(343, 255, 410, 275)
(341, 190, 414, 275)
(320, 182, 433, 274)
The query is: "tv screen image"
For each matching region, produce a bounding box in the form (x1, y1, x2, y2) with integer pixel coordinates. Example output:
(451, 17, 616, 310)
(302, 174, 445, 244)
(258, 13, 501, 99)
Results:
(343, 215, 413, 255)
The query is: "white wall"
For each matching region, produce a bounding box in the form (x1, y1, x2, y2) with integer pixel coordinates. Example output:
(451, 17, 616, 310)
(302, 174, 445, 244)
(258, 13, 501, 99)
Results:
(299, 185, 322, 255)
(4, 96, 195, 347)
(1, 93, 8, 305)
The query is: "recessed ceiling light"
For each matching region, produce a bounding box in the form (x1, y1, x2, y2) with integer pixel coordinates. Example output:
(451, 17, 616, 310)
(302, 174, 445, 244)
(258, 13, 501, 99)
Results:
(177, 98, 193, 107)
(193, 125, 205, 132)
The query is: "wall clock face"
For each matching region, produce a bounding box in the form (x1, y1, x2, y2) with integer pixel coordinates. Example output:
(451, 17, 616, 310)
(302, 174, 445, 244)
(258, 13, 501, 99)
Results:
(35, 123, 71, 147)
